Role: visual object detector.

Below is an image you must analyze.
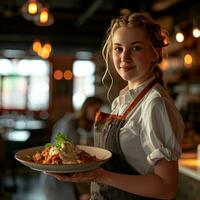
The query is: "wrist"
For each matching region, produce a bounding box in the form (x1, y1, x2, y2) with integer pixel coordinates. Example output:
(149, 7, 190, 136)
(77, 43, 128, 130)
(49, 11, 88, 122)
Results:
(94, 168, 108, 183)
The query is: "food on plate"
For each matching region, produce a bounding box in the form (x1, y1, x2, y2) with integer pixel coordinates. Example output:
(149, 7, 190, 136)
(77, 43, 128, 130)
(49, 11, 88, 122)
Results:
(32, 133, 99, 165)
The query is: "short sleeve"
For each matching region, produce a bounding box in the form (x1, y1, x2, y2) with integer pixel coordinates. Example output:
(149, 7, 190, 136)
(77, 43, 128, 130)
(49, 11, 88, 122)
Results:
(140, 97, 184, 165)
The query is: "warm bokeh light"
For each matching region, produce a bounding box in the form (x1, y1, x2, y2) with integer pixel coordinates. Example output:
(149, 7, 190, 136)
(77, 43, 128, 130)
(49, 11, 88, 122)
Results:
(184, 54, 192, 64)
(184, 53, 193, 68)
(34, 8, 54, 27)
(32, 40, 52, 59)
(160, 59, 169, 71)
(43, 43, 52, 53)
(53, 70, 63, 80)
(28, 1, 38, 15)
(38, 47, 50, 59)
(176, 32, 184, 43)
(64, 70, 73, 80)
(39, 8, 49, 23)
(193, 28, 200, 38)
(32, 40, 42, 52)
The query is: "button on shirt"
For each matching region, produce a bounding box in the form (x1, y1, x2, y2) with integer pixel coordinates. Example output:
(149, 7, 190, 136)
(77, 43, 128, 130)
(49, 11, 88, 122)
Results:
(111, 77, 185, 174)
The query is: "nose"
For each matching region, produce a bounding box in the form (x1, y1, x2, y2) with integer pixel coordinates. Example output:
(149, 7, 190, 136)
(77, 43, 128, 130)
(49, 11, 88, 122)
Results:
(121, 50, 132, 63)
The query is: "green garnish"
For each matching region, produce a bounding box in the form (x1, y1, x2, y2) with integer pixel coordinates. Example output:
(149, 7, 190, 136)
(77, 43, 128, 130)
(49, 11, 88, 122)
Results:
(45, 143, 52, 148)
(54, 132, 69, 148)
(44, 132, 70, 148)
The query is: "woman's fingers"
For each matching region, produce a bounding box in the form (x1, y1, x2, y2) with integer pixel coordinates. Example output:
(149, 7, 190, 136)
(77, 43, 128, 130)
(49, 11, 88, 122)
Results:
(44, 168, 104, 183)
(44, 172, 71, 181)
(44, 171, 95, 182)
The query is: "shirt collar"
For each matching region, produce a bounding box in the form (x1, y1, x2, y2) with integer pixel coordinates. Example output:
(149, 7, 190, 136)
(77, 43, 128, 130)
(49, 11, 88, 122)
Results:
(118, 76, 155, 104)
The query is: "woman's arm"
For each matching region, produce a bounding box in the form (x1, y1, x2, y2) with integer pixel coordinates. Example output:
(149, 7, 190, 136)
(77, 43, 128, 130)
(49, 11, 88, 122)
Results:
(97, 159, 178, 199)
(46, 159, 178, 200)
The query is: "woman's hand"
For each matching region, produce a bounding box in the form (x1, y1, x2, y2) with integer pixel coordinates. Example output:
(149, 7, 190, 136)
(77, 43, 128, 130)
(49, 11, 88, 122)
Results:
(44, 168, 104, 183)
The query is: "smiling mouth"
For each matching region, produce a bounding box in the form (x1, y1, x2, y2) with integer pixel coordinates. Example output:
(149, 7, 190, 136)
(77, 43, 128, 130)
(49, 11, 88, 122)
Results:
(120, 66, 136, 71)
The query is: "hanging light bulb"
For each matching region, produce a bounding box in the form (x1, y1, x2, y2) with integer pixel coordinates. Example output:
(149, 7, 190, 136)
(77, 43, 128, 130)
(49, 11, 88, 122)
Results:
(192, 18, 200, 38)
(28, 1, 38, 14)
(176, 32, 184, 42)
(175, 25, 184, 43)
(193, 28, 200, 38)
(21, 0, 42, 20)
(40, 8, 49, 23)
(34, 7, 54, 26)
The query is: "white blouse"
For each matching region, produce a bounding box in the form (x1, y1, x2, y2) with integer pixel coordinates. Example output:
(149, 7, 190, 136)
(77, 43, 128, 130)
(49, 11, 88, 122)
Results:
(111, 77, 185, 174)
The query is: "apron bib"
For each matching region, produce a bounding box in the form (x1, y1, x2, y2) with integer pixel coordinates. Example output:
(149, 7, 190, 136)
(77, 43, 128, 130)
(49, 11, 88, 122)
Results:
(91, 79, 161, 200)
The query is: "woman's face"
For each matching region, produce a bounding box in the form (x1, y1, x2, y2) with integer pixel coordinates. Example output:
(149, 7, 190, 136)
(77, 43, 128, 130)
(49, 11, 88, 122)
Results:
(112, 26, 155, 88)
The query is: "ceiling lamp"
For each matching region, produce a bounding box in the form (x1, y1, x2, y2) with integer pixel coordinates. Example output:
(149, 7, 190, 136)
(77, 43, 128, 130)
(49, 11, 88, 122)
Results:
(21, 0, 42, 20)
(34, 7, 54, 26)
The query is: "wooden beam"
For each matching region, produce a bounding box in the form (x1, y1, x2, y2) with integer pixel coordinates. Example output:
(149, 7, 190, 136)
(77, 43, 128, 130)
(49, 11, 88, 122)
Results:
(76, 0, 104, 27)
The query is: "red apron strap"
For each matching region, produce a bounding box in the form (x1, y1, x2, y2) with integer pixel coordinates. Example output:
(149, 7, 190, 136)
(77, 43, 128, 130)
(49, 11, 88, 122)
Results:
(122, 79, 157, 119)
(95, 111, 122, 123)
(95, 79, 157, 122)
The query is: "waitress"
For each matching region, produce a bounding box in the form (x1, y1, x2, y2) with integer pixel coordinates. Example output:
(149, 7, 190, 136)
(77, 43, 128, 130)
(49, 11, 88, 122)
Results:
(46, 12, 185, 200)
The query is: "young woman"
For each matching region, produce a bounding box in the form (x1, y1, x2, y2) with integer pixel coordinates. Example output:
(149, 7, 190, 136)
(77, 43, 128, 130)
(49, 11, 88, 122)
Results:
(46, 13, 185, 200)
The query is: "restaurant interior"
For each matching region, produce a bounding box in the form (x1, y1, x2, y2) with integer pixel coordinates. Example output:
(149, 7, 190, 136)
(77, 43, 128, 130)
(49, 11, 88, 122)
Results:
(0, 0, 200, 199)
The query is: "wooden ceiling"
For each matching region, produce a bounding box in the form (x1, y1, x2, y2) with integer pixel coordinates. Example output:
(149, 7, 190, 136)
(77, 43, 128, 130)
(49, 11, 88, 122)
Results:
(0, 0, 200, 54)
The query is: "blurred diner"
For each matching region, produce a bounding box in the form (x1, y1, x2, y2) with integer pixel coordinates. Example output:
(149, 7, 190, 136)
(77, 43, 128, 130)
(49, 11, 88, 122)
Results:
(41, 96, 104, 200)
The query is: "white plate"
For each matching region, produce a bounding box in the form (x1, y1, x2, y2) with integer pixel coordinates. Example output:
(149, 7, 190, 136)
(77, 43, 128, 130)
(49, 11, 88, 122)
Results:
(15, 145, 112, 173)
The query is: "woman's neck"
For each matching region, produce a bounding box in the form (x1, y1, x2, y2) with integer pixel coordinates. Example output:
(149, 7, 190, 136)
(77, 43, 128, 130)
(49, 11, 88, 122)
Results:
(128, 74, 154, 90)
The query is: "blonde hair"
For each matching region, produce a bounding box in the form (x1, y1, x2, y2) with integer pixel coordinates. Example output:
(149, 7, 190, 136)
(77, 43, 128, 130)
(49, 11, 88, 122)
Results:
(102, 12, 170, 100)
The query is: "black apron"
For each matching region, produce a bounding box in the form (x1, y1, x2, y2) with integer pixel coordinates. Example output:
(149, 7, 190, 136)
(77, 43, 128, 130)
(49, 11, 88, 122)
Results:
(91, 79, 161, 200)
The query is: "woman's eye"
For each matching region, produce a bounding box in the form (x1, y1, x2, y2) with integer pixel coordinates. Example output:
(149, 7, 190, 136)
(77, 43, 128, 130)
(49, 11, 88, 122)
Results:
(114, 47, 123, 52)
(132, 46, 142, 51)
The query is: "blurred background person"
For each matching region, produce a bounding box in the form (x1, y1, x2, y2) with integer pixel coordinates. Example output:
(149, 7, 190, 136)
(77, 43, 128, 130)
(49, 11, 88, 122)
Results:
(40, 96, 104, 200)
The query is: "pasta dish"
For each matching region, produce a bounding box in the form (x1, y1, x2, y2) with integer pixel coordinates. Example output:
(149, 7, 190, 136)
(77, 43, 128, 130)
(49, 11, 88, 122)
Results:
(32, 133, 98, 165)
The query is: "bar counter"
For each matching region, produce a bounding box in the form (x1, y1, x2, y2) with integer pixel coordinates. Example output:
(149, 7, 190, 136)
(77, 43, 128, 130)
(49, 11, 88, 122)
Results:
(177, 151, 200, 200)
(179, 152, 200, 181)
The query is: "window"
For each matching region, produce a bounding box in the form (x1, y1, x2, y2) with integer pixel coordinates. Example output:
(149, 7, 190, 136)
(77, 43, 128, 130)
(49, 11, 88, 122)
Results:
(0, 58, 50, 111)
(72, 60, 95, 110)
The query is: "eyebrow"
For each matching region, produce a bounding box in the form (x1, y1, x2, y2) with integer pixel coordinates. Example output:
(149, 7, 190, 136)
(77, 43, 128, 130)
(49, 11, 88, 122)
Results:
(113, 41, 143, 46)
